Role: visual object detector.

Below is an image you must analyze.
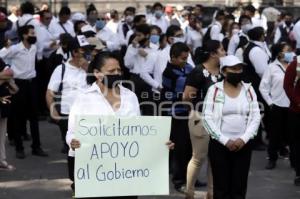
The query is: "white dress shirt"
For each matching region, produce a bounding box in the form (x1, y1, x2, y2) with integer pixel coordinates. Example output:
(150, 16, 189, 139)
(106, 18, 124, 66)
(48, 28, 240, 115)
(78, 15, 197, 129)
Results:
(96, 27, 121, 51)
(8, 13, 18, 23)
(117, 22, 132, 46)
(259, 59, 290, 107)
(0, 42, 36, 79)
(47, 60, 88, 115)
(49, 19, 75, 39)
(210, 21, 224, 42)
(252, 15, 268, 31)
(186, 26, 204, 53)
(124, 44, 158, 75)
(249, 41, 271, 78)
(227, 31, 248, 55)
(293, 21, 300, 49)
(274, 22, 294, 44)
(149, 15, 170, 33)
(36, 22, 56, 59)
(66, 82, 141, 156)
(106, 20, 119, 34)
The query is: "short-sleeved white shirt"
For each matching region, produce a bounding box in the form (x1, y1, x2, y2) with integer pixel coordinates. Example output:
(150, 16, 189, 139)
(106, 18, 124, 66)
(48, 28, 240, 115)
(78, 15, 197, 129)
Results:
(47, 60, 88, 115)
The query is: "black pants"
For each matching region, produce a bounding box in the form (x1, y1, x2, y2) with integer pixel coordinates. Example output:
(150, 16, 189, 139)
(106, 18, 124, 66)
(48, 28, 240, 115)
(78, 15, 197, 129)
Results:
(68, 156, 138, 199)
(58, 115, 69, 146)
(287, 111, 300, 176)
(267, 105, 289, 161)
(36, 57, 53, 114)
(209, 139, 252, 199)
(10, 78, 41, 152)
(170, 117, 192, 187)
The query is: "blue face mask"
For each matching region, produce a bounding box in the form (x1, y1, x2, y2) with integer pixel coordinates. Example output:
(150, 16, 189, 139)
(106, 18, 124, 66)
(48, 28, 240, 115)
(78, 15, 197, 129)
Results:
(95, 20, 106, 30)
(154, 10, 163, 18)
(150, 35, 160, 44)
(284, 52, 295, 63)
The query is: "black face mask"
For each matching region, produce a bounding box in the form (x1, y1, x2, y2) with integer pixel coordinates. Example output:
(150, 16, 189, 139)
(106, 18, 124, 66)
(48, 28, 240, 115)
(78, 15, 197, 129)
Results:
(27, 36, 37, 44)
(102, 74, 123, 88)
(226, 72, 243, 87)
(286, 21, 292, 27)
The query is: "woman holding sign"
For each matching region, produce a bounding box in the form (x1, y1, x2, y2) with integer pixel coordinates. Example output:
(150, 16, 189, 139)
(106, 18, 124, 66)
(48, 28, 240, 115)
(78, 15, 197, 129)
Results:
(66, 52, 174, 198)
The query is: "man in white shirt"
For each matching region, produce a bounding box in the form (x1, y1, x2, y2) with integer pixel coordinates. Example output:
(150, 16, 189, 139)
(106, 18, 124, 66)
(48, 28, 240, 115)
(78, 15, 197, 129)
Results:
(36, 10, 58, 115)
(243, 26, 271, 151)
(46, 35, 91, 153)
(204, 10, 225, 42)
(0, 25, 48, 159)
(274, 12, 294, 44)
(149, 2, 169, 33)
(95, 20, 121, 52)
(124, 24, 159, 115)
(49, 6, 75, 39)
(227, 15, 252, 55)
(117, 7, 135, 46)
(86, 4, 98, 27)
(106, 10, 120, 34)
(186, 13, 205, 54)
(8, 5, 19, 23)
(8, 1, 39, 44)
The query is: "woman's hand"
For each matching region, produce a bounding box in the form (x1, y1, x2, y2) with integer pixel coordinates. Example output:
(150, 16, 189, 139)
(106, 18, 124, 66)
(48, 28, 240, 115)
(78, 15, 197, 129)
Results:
(0, 95, 11, 104)
(70, 139, 81, 150)
(233, 138, 245, 151)
(166, 141, 175, 150)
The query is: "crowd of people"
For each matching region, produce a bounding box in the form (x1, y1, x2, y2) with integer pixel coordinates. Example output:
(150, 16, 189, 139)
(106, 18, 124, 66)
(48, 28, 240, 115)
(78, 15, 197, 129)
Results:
(0, 1, 300, 199)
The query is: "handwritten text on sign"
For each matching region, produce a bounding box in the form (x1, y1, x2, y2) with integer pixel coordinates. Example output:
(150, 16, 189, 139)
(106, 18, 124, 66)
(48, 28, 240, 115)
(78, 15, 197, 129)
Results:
(74, 116, 171, 198)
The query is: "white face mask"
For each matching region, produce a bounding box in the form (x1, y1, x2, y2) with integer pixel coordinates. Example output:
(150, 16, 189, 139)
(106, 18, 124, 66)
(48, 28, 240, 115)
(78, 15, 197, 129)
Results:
(172, 36, 185, 44)
(241, 24, 252, 33)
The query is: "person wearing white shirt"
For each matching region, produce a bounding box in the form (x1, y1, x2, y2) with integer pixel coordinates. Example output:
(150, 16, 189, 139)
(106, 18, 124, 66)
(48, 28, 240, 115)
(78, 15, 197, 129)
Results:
(49, 7, 75, 39)
(293, 20, 300, 55)
(259, 43, 293, 170)
(95, 20, 121, 52)
(273, 13, 294, 44)
(186, 13, 205, 54)
(117, 7, 135, 46)
(243, 26, 271, 151)
(149, 2, 169, 33)
(203, 55, 260, 199)
(66, 51, 175, 192)
(8, 6, 19, 23)
(106, 10, 120, 34)
(124, 24, 160, 115)
(205, 10, 225, 42)
(9, 2, 39, 44)
(46, 35, 91, 154)
(86, 4, 98, 27)
(227, 15, 252, 55)
(0, 24, 48, 159)
(125, 15, 147, 46)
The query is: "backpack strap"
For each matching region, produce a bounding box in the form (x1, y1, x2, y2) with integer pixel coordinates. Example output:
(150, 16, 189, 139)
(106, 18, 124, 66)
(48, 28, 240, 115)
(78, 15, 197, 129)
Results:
(58, 63, 66, 93)
(59, 22, 68, 34)
(248, 88, 253, 101)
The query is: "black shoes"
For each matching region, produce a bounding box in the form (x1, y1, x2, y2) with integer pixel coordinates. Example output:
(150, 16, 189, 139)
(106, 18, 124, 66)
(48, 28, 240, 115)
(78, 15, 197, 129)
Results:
(32, 148, 49, 157)
(294, 176, 300, 186)
(195, 180, 207, 187)
(16, 151, 25, 159)
(265, 160, 276, 170)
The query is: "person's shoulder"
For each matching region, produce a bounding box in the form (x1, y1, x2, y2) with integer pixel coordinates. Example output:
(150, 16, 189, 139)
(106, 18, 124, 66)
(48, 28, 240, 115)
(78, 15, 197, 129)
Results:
(120, 85, 138, 100)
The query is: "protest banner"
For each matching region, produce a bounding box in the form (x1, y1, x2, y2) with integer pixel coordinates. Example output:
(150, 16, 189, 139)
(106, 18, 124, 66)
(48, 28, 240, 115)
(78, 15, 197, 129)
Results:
(74, 115, 171, 198)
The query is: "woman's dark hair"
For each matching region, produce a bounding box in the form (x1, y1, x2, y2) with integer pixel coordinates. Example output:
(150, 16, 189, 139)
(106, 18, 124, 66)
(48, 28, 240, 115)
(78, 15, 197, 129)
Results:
(152, 2, 163, 10)
(135, 24, 151, 35)
(74, 20, 86, 34)
(239, 15, 252, 25)
(124, 7, 136, 15)
(194, 40, 221, 65)
(86, 3, 97, 16)
(150, 25, 162, 35)
(247, 26, 264, 41)
(166, 25, 181, 38)
(87, 52, 120, 85)
(59, 6, 71, 16)
(271, 42, 289, 61)
(21, 1, 35, 15)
